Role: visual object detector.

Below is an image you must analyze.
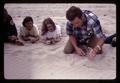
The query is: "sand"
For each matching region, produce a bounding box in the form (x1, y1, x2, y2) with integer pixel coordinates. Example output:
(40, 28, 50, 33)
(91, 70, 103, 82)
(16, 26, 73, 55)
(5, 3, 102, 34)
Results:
(4, 3, 116, 79)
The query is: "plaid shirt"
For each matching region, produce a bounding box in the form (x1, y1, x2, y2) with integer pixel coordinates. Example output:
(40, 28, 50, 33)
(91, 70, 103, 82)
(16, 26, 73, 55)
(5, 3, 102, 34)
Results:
(66, 10, 106, 44)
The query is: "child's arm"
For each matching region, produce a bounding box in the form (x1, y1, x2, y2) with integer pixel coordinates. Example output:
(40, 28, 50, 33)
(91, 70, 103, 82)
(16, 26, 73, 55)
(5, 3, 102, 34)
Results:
(54, 36, 61, 42)
(21, 35, 31, 41)
(30, 35, 39, 43)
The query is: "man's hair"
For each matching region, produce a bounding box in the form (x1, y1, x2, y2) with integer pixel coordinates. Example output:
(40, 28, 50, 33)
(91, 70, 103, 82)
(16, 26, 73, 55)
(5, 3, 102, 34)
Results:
(66, 6, 83, 21)
(41, 17, 56, 35)
(22, 16, 33, 27)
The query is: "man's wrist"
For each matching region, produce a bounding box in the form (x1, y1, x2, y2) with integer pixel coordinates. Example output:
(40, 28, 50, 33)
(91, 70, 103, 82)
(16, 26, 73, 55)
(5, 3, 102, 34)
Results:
(94, 45, 101, 53)
(74, 46, 79, 50)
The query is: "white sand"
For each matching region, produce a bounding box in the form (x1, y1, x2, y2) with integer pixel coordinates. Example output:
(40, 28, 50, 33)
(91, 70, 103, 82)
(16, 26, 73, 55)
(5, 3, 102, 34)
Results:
(4, 3, 116, 79)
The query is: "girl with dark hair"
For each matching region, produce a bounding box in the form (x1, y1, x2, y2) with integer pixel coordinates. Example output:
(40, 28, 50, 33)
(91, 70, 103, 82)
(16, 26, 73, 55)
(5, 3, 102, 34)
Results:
(20, 16, 39, 43)
(41, 18, 62, 45)
(4, 8, 24, 46)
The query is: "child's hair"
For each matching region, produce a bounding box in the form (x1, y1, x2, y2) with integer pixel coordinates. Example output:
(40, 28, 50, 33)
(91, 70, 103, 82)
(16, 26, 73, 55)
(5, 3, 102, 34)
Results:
(22, 16, 33, 27)
(41, 18, 56, 35)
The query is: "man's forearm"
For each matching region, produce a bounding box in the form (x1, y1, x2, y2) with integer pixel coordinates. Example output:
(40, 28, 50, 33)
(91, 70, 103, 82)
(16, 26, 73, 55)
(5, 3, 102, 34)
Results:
(96, 38, 104, 47)
(94, 38, 104, 52)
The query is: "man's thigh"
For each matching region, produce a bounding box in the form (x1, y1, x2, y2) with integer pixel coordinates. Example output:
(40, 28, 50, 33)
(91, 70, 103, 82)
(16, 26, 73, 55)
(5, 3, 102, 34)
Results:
(64, 39, 75, 54)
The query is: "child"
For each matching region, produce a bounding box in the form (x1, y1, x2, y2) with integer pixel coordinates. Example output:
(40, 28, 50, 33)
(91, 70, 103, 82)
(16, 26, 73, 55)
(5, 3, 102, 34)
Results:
(20, 16, 39, 43)
(41, 18, 62, 45)
(4, 8, 24, 46)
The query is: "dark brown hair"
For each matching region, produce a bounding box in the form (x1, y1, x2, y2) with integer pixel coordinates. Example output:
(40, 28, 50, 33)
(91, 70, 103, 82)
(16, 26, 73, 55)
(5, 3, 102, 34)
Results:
(22, 16, 33, 27)
(66, 6, 83, 21)
(41, 18, 56, 35)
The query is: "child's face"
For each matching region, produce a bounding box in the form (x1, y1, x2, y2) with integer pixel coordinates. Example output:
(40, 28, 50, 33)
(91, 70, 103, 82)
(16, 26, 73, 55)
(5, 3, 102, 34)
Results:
(47, 24, 54, 32)
(25, 21, 33, 30)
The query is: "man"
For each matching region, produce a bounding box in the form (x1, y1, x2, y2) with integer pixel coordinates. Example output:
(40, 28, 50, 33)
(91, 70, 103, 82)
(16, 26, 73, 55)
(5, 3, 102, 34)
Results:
(64, 6, 106, 58)
(4, 8, 24, 46)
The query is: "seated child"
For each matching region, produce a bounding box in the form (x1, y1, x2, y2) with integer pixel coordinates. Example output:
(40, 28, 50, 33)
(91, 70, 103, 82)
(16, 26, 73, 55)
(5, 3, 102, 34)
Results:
(41, 18, 62, 45)
(20, 16, 39, 43)
(4, 8, 24, 46)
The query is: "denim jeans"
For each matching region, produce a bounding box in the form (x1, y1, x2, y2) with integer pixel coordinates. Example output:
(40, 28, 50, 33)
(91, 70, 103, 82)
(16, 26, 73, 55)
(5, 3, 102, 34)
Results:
(104, 33, 116, 44)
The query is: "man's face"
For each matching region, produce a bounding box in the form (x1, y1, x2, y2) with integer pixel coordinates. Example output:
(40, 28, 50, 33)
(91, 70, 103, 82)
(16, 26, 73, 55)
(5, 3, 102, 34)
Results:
(71, 17, 83, 28)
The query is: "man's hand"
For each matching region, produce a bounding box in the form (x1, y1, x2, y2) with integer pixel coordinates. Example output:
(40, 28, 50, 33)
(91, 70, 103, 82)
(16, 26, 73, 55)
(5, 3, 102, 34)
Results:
(88, 47, 97, 58)
(75, 47, 85, 56)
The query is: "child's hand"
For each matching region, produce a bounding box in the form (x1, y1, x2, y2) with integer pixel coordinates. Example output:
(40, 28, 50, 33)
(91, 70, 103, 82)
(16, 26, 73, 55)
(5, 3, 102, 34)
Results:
(51, 39, 56, 44)
(28, 37, 36, 43)
(54, 37, 61, 42)
(31, 39, 36, 43)
(15, 40, 24, 46)
(45, 40, 51, 45)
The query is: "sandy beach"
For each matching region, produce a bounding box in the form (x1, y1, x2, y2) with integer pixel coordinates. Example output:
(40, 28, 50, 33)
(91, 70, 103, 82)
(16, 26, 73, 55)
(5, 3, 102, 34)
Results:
(4, 3, 116, 79)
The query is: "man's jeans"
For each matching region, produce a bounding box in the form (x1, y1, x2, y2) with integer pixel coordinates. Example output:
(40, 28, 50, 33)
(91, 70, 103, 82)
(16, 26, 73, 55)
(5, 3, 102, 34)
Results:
(105, 33, 116, 44)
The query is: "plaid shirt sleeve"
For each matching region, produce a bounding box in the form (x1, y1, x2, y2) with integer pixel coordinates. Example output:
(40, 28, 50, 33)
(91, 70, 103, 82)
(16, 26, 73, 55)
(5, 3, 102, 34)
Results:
(66, 21, 73, 36)
(92, 20, 106, 40)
